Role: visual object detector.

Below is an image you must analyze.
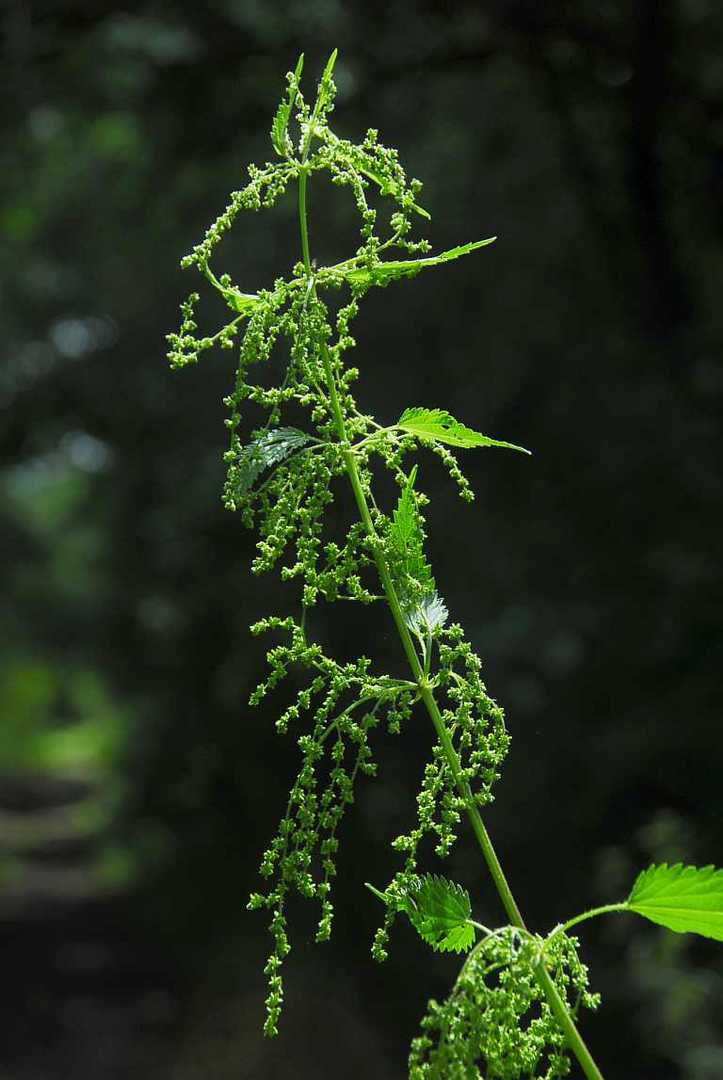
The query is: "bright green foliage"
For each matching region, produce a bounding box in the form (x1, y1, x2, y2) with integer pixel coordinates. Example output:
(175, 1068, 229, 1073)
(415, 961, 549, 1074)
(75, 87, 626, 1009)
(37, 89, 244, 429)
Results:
(271, 52, 304, 156)
(371, 623, 509, 964)
(368, 874, 476, 954)
(386, 466, 441, 626)
(247, 615, 415, 1035)
(167, 50, 520, 1045)
(397, 407, 530, 454)
(342, 238, 496, 288)
(223, 288, 261, 316)
(409, 930, 599, 1079)
(166, 49, 717, 1080)
(627, 863, 723, 942)
(321, 128, 431, 220)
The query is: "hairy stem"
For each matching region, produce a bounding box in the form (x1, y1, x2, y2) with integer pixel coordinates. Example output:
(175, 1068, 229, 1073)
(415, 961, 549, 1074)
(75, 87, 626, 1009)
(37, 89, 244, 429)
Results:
(298, 172, 605, 1080)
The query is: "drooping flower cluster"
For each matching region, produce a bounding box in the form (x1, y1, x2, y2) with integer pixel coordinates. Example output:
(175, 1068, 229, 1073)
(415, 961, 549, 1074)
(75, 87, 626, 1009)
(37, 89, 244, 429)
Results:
(409, 929, 600, 1079)
(167, 49, 600, 1075)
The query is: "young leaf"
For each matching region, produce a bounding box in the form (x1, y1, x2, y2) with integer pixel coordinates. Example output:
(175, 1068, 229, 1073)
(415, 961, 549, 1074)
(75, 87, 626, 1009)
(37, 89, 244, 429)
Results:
(229, 428, 310, 498)
(271, 53, 305, 157)
(366, 875, 476, 954)
(405, 594, 449, 636)
(397, 407, 530, 455)
(319, 48, 338, 93)
(627, 863, 723, 942)
(311, 49, 338, 122)
(301, 49, 338, 159)
(404, 875, 476, 954)
(343, 237, 496, 289)
(388, 467, 436, 608)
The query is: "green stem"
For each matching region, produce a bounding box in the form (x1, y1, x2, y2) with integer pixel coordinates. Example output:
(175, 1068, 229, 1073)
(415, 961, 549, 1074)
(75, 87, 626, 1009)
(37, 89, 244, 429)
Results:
(298, 169, 312, 275)
(298, 175, 604, 1080)
(547, 904, 629, 946)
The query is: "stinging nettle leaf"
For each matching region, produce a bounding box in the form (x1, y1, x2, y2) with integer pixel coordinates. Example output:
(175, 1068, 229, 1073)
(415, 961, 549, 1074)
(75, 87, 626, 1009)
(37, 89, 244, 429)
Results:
(344, 237, 496, 289)
(230, 428, 311, 498)
(388, 467, 436, 610)
(627, 863, 723, 942)
(365, 875, 476, 954)
(397, 407, 530, 455)
(404, 875, 476, 954)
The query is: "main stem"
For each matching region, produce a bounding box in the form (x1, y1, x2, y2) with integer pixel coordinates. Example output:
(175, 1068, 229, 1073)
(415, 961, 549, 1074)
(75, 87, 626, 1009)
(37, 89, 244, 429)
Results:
(298, 172, 604, 1080)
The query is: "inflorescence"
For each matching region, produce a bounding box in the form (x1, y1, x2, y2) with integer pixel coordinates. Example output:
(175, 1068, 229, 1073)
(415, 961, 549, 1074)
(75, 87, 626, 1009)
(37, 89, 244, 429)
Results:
(167, 50, 599, 1074)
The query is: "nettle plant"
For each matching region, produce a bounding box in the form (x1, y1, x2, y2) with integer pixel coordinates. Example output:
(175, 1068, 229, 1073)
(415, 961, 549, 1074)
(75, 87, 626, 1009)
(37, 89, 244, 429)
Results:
(168, 53, 723, 1079)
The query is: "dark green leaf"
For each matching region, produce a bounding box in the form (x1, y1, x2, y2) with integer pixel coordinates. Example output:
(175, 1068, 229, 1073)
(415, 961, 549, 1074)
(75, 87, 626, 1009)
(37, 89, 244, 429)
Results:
(229, 428, 310, 498)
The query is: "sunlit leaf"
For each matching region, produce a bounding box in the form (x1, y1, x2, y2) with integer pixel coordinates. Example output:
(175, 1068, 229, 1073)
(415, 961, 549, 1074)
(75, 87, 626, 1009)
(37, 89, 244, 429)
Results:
(397, 407, 530, 454)
(627, 863, 723, 942)
(388, 467, 436, 609)
(367, 875, 476, 954)
(344, 237, 496, 288)
(271, 53, 304, 157)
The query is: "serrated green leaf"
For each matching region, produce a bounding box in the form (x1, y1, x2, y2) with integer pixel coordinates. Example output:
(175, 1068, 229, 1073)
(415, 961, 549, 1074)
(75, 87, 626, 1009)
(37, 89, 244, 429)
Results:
(627, 863, 723, 942)
(436, 922, 477, 954)
(365, 875, 476, 954)
(388, 467, 436, 612)
(229, 428, 310, 498)
(344, 237, 496, 289)
(397, 407, 530, 455)
(405, 875, 476, 954)
(391, 467, 420, 545)
(271, 53, 304, 157)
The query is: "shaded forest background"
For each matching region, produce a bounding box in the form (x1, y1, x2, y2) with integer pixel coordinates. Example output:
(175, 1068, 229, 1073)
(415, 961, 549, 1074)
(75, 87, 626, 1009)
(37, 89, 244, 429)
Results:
(1, 2, 722, 1076)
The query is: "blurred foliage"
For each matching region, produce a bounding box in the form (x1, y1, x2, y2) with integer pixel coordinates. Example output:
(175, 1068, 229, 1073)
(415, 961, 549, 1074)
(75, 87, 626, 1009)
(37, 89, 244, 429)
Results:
(1, 1, 722, 1077)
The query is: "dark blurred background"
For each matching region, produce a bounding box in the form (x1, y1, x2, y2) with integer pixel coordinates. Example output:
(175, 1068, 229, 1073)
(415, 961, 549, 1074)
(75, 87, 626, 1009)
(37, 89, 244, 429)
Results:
(1, 2, 722, 1077)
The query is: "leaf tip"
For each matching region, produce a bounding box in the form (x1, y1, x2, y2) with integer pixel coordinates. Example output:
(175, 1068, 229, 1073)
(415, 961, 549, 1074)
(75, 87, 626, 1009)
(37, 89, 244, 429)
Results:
(365, 882, 388, 904)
